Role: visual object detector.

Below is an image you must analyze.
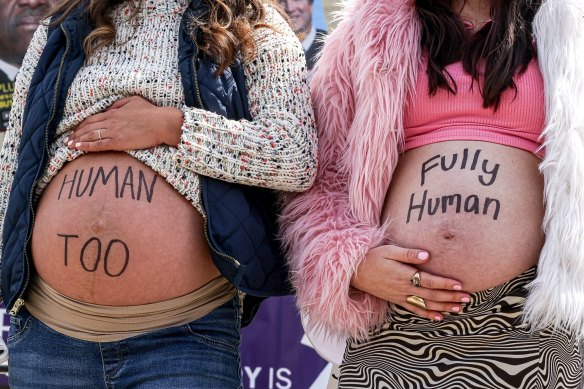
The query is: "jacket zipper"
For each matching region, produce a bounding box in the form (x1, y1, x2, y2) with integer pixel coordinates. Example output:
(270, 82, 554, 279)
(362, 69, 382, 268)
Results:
(191, 44, 205, 110)
(10, 25, 71, 316)
(191, 45, 240, 269)
(200, 207, 241, 268)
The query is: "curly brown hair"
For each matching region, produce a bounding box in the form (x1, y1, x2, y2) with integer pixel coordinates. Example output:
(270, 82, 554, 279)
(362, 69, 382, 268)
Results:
(47, 0, 288, 75)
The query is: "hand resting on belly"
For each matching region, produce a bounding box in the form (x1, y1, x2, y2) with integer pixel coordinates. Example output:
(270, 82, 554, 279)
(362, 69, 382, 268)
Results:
(352, 141, 544, 320)
(31, 152, 219, 306)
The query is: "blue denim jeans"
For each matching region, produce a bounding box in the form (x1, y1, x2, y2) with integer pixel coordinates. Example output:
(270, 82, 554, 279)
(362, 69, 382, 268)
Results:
(7, 297, 242, 388)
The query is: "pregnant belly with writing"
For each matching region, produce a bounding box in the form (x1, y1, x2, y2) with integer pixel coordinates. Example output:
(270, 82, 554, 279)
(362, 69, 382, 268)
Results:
(31, 152, 219, 305)
(382, 141, 545, 292)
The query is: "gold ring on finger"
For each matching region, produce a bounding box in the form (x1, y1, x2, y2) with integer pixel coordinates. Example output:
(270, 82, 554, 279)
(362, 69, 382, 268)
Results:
(409, 271, 421, 287)
(406, 295, 427, 310)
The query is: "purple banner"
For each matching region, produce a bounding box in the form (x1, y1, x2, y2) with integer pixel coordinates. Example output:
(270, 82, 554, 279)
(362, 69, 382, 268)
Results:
(241, 296, 330, 389)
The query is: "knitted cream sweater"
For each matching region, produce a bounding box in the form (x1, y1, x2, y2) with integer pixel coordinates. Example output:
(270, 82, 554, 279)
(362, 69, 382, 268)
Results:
(0, 0, 317, 220)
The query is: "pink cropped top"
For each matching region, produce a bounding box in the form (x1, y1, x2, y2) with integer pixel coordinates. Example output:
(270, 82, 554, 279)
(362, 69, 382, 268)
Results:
(403, 58, 546, 154)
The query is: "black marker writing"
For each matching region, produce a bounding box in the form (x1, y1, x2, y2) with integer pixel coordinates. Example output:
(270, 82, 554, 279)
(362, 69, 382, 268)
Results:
(76, 167, 94, 197)
(120, 167, 135, 200)
(57, 233, 79, 266)
(104, 240, 130, 277)
(421, 155, 439, 186)
(479, 160, 499, 186)
(58, 166, 158, 203)
(90, 166, 119, 198)
(138, 170, 156, 203)
(406, 190, 500, 223)
(80, 237, 102, 272)
(58, 170, 78, 200)
(59, 233, 130, 277)
(420, 149, 500, 187)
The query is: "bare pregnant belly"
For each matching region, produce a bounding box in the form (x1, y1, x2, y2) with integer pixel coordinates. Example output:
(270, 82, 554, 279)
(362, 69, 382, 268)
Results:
(382, 141, 545, 292)
(31, 152, 219, 305)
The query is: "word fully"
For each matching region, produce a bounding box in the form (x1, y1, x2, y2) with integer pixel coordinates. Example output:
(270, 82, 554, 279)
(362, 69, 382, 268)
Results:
(421, 148, 500, 187)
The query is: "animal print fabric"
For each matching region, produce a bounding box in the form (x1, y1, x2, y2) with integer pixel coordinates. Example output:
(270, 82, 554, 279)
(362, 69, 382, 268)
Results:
(339, 268, 583, 388)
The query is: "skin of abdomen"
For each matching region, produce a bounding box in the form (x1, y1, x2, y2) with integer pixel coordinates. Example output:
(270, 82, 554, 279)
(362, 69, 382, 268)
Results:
(382, 141, 545, 292)
(31, 151, 220, 305)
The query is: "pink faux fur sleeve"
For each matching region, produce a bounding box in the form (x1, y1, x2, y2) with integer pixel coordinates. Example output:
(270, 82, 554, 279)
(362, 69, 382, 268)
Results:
(279, 14, 390, 340)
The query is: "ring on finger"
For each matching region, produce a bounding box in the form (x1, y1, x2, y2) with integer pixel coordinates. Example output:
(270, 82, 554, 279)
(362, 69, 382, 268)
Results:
(409, 271, 421, 287)
(406, 295, 427, 310)
(97, 128, 103, 141)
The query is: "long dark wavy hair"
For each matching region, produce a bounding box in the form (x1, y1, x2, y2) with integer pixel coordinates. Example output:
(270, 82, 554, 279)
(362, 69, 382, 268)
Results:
(416, 0, 542, 109)
(47, 0, 288, 75)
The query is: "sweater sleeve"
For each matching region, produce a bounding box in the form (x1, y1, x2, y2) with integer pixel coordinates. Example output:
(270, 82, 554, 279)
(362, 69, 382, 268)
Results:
(279, 17, 390, 340)
(174, 7, 317, 192)
(0, 23, 48, 259)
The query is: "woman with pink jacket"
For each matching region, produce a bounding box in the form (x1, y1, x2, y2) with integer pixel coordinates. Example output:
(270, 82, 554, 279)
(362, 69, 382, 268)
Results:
(281, 0, 584, 387)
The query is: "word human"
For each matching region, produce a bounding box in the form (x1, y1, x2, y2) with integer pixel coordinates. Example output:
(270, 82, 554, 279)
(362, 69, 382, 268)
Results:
(58, 166, 158, 202)
(407, 149, 501, 223)
(407, 191, 500, 223)
(58, 233, 130, 277)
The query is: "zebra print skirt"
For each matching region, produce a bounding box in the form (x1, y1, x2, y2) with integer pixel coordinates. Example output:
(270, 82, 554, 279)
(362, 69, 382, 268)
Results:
(339, 267, 584, 388)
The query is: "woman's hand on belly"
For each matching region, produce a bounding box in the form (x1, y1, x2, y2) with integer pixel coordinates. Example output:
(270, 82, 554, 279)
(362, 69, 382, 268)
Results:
(65, 96, 183, 152)
(351, 244, 471, 321)
(382, 142, 544, 291)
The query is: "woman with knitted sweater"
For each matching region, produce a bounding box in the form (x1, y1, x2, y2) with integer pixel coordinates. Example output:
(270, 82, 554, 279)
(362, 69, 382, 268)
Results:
(281, 0, 584, 387)
(0, 0, 316, 387)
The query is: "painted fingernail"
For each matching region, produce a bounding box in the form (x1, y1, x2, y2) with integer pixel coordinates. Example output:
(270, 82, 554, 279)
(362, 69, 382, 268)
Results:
(434, 315, 442, 321)
(67, 140, 73, 147)
(418, 252, 429, 260)
(461, 297, 471, 303)
(453, 285, 462, 290)
(75, 142, 81, 148)
(452, 306, 460, 313)
(64, 137, 68, 143)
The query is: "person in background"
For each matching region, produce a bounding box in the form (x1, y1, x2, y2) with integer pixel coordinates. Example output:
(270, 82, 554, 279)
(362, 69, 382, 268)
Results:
(0, 0, 49, 139)
(281, 0, 584, 387)
(279, 0, 326, 70)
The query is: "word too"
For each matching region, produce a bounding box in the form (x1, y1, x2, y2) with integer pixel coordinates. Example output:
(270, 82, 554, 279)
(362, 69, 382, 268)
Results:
(58, 166, 158, 203)
(421, 148, 500, 186)
(58, 233, 130, 277)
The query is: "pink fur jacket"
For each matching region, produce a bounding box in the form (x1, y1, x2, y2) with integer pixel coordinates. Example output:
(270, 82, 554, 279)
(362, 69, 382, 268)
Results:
(280, 0, 584, 340)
